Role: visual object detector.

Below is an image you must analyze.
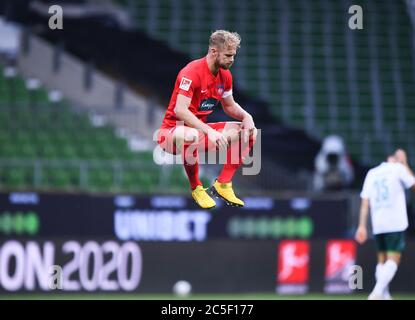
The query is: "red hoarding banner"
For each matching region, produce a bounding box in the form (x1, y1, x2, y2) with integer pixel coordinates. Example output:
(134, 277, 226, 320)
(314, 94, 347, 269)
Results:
(324, 239, 357, 294)
(277, 240, 310, 285)
(325, 240, 356, 278)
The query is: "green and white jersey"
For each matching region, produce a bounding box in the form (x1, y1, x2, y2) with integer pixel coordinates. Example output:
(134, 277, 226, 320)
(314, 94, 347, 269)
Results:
(360, 162, 415, 234)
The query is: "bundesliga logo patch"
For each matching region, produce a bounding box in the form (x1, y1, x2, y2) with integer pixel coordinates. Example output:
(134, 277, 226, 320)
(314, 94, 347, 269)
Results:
(179, 77, 192, 91)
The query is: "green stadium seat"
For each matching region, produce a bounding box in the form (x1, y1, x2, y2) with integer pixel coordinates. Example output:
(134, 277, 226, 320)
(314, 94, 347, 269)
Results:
(42, 167, 72, 189)
(88, 167, 114, 191)
(119, 0, 415, 166)
(0, 72, 167, 192)
(4, 167, 29, 189)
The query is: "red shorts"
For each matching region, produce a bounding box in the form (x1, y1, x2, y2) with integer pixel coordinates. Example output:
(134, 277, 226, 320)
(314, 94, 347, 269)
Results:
(157, 122, 227, 155)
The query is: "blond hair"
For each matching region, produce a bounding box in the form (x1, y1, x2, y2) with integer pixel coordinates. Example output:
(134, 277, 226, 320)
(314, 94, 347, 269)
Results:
(209, 30, 241, 50)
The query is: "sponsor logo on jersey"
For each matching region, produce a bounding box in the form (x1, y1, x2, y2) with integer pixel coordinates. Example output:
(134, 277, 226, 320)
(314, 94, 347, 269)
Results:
(199, 98, 219, 112)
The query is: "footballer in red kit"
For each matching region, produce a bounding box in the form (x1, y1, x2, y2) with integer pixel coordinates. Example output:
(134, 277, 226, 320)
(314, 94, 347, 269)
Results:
(161, 57, 233, 129)
(157, 30, 257, 209)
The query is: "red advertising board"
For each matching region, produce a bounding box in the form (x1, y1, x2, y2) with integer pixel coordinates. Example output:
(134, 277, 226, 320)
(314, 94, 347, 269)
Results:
(324, 239, 357, 293)
(276, 240, 310, 294)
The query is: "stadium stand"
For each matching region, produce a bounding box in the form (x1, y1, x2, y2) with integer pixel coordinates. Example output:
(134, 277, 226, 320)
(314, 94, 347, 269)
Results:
(36, 18, 321, 169)
(11, 0, 415, 192)
(119, 0, 415, 165)
(0, 62, 192, 192)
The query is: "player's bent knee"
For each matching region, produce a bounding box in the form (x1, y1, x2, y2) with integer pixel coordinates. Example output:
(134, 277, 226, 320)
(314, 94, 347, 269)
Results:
(225, 122, 242, 131)
(251, 129, 258, 142)
(184, 128, 199, 143)
(223, 123, 242, 142)
(171, 127, 186, 149)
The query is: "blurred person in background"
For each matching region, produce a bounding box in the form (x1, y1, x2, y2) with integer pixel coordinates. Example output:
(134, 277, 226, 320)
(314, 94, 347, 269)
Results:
(355, 149, 415, 300)
(313, 135, 354, 191)
(157, 30, 257, 209)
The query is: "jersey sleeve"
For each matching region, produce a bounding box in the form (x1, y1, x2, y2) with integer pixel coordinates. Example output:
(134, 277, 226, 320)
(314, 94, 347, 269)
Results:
(176, 68, 199, 99)
(222, 71, 233, 99)
(360, 172, 372, 199)
(397, 163, 415, 189)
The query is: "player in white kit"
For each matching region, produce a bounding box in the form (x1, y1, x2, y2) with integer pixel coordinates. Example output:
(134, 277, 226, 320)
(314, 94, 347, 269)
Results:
(355, 149, 415, 300)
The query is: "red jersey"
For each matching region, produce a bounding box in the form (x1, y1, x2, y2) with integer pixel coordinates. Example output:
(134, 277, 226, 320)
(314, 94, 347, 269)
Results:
(161, 57, 233, 128)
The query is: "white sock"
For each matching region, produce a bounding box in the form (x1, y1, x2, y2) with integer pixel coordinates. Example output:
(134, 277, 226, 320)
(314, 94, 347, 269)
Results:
(375, 263, 391, 298)
(373, 260, 398, 296)
(375, 263, 383, 282)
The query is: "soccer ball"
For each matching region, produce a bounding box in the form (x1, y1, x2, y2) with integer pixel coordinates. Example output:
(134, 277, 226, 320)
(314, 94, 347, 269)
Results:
(173, 280, 192, 296)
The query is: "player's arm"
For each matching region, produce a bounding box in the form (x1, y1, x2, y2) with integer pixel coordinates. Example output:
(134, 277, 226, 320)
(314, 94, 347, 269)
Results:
(221, 95, 251, 121)
(355, 198, 369, 244)
(175, 94, 228, 149)
(406, 167, 415, 193)
(222, 95, 257, 141)
(395, 149, 415, 192)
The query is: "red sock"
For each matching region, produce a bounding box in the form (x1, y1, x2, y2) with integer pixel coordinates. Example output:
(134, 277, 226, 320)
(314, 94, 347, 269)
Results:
(182, 143, 202, 190)
(217, 136, 255, 183)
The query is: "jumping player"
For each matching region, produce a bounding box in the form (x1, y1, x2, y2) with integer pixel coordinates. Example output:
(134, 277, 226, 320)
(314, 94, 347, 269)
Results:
(157, 30, 257, 209)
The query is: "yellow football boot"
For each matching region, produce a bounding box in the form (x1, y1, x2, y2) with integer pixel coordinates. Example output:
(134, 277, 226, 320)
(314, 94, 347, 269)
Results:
(211, 180, 244, 207)
(191, 185, 216, 209)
